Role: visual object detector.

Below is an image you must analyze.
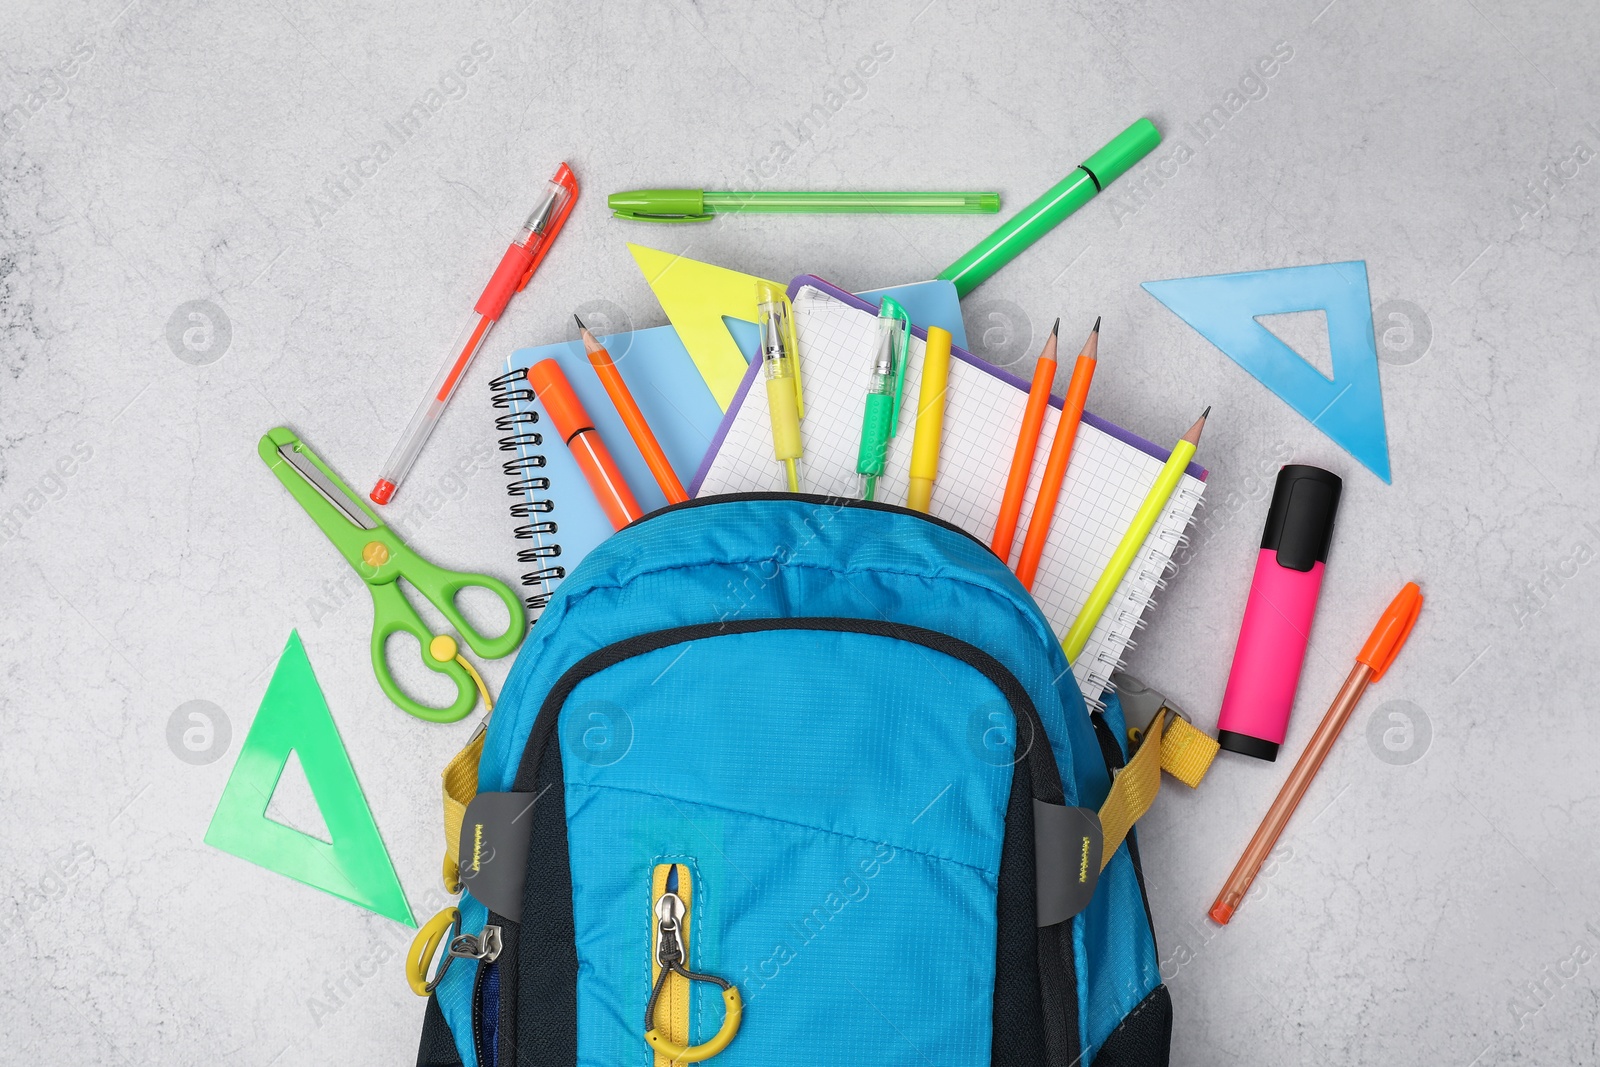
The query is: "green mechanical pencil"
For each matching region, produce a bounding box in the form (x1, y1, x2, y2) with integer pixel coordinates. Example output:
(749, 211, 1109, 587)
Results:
(855, 296, 911, 501)
(609, 189, 999, 222)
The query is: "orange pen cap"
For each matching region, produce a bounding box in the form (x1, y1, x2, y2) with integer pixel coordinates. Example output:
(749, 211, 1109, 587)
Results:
(1356, 582, 1423, 680)
(526, 359, 591, 443)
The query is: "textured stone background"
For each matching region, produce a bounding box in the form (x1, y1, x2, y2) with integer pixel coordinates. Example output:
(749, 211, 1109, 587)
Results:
(3, 0, 1597, 1063)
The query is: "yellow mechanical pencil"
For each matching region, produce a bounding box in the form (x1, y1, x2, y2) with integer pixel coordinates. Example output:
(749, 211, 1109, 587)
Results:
(757, 281, 804, 491)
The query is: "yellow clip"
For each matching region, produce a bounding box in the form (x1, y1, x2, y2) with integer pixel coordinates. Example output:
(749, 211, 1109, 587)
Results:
(645, 986, 743, 1063)
(646, 866, 741, 1063)
(405, 907, 461, 996)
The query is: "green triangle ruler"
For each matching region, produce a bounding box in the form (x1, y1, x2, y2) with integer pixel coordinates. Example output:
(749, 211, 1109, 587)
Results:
(205, 631, 415, 926)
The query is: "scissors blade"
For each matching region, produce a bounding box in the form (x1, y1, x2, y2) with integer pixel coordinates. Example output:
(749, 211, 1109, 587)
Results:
(277, 444, 378, 531)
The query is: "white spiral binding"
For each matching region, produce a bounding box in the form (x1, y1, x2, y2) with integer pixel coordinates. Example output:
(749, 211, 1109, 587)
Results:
(1075, 480, 1205, 712)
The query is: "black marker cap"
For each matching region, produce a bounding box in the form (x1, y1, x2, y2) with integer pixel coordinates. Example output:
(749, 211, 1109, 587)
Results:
(1260, 465, 1342, 572)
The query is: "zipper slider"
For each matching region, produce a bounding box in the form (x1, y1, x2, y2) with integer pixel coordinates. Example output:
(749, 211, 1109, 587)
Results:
(449, 924, 503, 964)
(653, 892, 686, 968)
(405, 912, 500, 995)
(645, 881, 743, 1062)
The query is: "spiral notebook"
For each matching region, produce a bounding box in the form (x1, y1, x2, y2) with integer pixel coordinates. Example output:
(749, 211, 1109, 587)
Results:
(692, 277, 1208, 705)
(487, 322, 735, 614)
(488, 280, 968, 615)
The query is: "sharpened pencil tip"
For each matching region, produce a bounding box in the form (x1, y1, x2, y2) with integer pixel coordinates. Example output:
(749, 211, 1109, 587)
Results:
(1051, 317, 1060, 337)
(1180, 406, 1210, 446)
(1079, 319, 1100, 362)
(574, 314, 587, 332)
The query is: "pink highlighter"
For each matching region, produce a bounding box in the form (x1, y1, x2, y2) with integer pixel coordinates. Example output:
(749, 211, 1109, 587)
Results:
(1216, 465, 1343, 761)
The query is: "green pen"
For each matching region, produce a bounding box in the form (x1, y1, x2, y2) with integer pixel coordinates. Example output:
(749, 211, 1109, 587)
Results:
(855, 296, 911, 501)
(938, 117, 1162, 297)
(608, 189, 1000, 223)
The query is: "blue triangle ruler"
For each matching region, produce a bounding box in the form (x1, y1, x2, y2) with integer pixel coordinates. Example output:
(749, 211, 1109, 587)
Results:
(1143, 261, 1391, 483)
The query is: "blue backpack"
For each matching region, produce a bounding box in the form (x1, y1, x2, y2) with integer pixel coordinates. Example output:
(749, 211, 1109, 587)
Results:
(417, 494, 1173, 1067)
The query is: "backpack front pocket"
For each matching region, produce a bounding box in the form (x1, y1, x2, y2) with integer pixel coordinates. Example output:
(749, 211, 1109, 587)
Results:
(503, 618, 1079, 1067)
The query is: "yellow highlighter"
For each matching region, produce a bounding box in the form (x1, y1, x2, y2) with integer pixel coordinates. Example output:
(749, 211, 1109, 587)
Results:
(907, 326, 953, 512)
(1062, 407, 1209, 662)
(757, 281, 805, 491)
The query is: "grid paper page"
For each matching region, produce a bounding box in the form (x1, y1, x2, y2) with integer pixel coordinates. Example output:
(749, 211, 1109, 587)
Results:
(697, 285, 1206, 704)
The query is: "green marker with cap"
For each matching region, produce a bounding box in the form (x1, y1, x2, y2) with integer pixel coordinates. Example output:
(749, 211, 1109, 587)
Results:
(608, 189, 1000, 223)
(938, 117, 1162, 297)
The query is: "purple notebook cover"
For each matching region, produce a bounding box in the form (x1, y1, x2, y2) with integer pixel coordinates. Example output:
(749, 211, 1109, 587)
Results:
(689, 274, 1207, 494)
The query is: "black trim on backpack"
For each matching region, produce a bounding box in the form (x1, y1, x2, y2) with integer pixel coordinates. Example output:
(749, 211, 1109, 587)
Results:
(507, 738, 577, 1067)
(1086, 710, 1172, 1067)
(416, 995, 464, 1067)
(992, 753, 1051, 1066)
(499, 617, 1083, 1066)
(1091, 983, 1173, 1067)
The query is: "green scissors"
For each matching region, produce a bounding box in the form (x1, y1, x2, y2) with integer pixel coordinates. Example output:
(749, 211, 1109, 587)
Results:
(258, 427, 527, 723)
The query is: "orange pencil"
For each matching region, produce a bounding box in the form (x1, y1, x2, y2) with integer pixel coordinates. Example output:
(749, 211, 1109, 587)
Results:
(576, 315, 688, 504)
(991, 319, 1059, 563)
(1015, 318, 1100, 589)
(526, 358, 643, 530)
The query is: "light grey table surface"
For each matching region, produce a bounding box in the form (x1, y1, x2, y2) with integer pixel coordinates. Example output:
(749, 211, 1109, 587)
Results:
(4, 0, 1598, 1063)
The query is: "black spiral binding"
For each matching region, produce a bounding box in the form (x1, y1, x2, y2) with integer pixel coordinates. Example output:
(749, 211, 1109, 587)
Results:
(490, 369, 564, 614)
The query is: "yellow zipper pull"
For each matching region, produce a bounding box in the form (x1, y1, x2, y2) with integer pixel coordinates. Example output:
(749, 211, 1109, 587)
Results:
(645, 865, 742, 1063)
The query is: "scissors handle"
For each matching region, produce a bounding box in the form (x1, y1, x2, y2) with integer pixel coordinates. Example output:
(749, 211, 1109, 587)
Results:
(394, 551, 527, 660)
(365, 552, 527, 723)
(367, 584, 479, 723)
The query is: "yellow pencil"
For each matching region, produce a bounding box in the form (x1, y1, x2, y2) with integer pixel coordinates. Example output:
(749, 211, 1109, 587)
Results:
(1062, 407, 1209, 662)
(906, 326, 953, 512)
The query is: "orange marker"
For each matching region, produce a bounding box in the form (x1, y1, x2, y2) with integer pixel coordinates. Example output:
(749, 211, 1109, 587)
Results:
(576, 315, 688, 504)
(526, 359, 643, 530)
(991, 319, 1058, 563)
(1016, 317, 1100, 589)
(1209, 582, 1424, 926)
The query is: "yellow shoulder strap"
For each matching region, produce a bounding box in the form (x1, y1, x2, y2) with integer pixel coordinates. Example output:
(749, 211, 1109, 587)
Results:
(1096, 709, 1219, 872)
(1160, 715, 1219, 789)
(441, 731, 484, 892)
(440, 653, 496, 892)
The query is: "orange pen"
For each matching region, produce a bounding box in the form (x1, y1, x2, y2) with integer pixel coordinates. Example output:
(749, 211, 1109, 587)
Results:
(1209, 582, 1424, 925)
(991, 319, 1058, 563)
(576, 315, 688, 504)
(526, 359, 643, 530)
(1016, 317, 1100, 589)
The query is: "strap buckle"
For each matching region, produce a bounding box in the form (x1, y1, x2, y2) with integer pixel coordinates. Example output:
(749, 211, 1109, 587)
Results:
(1111, 671, 1219, 790)
(1111, 671, 1189, 750)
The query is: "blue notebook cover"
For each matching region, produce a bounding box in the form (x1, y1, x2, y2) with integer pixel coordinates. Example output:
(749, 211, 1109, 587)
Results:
(498, 280, 967, 614)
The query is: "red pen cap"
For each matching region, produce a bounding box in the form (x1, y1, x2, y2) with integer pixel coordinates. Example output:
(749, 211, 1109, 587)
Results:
(474, 163, 579, 320)
(1356, 582, 1423, 681)
(516, 163, 578, 290)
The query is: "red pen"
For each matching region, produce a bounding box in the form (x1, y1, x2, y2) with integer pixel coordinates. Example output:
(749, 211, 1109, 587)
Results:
(371, 163, 579, 505)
